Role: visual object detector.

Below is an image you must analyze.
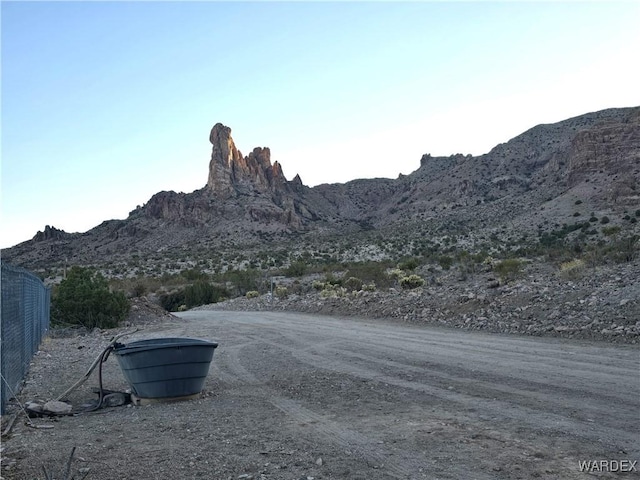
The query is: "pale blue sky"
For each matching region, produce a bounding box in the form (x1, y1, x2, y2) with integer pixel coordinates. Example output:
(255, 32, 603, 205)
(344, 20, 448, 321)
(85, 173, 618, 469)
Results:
(2, 1, 639, 249)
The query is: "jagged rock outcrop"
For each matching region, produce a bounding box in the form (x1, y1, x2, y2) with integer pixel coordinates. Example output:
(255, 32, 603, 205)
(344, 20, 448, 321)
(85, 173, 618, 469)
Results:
(32, 226, 68, 242)
(206, 123, 295, 200)
(565, 108, 640, 196)
(207, 123, 243, 196)
(135, 123, 317, 231)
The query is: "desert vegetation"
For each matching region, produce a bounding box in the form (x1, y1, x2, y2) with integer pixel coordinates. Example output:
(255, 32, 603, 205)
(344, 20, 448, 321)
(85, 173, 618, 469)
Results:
(40, 205, 638, 324)
(51, 266, 130, 329)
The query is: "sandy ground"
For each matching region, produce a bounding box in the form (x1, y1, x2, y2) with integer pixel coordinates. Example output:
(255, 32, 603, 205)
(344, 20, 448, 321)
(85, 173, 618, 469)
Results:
(1, 311, 639, 480)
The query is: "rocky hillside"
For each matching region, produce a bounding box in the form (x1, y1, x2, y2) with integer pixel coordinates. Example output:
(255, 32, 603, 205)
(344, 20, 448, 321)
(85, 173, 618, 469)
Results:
(3, 106, 639, 272)
(201, 257, 640, 344)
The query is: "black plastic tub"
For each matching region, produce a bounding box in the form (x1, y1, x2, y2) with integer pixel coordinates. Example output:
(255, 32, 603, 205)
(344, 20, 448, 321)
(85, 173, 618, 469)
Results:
(113, 338, 218, 399)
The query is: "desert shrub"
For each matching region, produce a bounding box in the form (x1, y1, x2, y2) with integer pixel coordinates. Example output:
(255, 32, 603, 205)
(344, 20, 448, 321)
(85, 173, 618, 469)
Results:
(221, 268, 261, 296)
(398, 257, 420, 271)
(312, 280, 325, 291)
(159, 290, 186, 312)
(538, 222, 590, 248)
(184, 281, 226, 308)
(132, 282, 147, 298)
(344, 261, 392, 288)
(388, 268, 404, 282)
(602, 226, 621, 236)
(320, 288, 335, 298)
(51, 267, 130, 329)
(181, 268, 209, 282)
(320, 285, 346, 298)
(607, 235, 638, 263)
(343, 276, 363, 292)
(289, 280, 305, 295)
(285, 260, 307, 277)
(275, 286, 288, 299)
(362, 283, 377, 292)
(493, 259, 523, 283)
(323, 272, 342, 286)
(438, 255, 453, 270)
(455, 250, 481, 278)
(559, 259, 586, 280)
(399, 274, 425, 289)
(246, 290, 260, 299)
(160, 281, 227, 311)
(110, 275, 165, 297)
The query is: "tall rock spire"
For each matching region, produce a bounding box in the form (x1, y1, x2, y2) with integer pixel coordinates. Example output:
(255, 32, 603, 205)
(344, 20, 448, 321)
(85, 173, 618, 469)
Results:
(205, 123, 295, 198)
(207, 123, 244, 195)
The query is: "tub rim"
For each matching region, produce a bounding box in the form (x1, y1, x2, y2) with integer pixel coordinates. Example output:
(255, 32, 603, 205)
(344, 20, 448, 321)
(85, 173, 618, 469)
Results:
(113, 337, 218, 356)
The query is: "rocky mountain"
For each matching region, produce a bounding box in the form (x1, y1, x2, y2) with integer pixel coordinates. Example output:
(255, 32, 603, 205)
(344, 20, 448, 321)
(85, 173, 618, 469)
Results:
(3, 106, 639, 271)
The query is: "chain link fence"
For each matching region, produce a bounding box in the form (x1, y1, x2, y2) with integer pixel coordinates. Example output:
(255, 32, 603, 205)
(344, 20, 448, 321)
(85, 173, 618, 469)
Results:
(1, 262, 51, 414)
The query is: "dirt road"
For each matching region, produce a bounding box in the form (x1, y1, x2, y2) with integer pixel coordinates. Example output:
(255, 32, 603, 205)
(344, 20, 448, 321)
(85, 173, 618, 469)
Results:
(4, 311, 639, 479)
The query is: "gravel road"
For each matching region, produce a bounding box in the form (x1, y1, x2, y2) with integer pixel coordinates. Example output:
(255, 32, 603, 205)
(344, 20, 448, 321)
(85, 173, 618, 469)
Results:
(3, 311, 639, 479)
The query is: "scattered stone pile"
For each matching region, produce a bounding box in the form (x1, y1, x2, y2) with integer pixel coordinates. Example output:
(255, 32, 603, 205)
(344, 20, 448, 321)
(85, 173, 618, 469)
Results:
(198, 260, 639, 344)
(125, 296, 180, 327)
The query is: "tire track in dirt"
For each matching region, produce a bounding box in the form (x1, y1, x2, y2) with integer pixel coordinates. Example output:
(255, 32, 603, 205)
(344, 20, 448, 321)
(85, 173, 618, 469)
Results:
(215, 339, 481, 480)
(259, 314, 639, 415)
(259, 313, 637, 382)
(260, 330, 639, 457)
(272, 324, 638, 406)
(318, 345, 638, 423)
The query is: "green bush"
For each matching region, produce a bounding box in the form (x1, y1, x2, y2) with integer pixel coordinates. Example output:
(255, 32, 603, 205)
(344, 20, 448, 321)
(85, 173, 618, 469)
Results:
(246, 290, 260, 299)
(399, 274, 425, 289)
(343, 276, 363, 292)
(159, 290, 186, 312)
(438, 255, 453, 270)
(362, 283, 377, 292)
(607, 235, 638, 263)
(221, 268, 260, 296)
(320, 285, 346, 298)
(159, 281, 227, 311)
(398, 258, 420, 271)
(132, 282, 147, 298)
(275, 286, 288, 299)
(285, 261, 307, 277)
(184, 281, 226, 308)
(493, 259, 523, 283)
(602, 226, 621, 237)
(323, 272, 343, 286)
(181, 268, 209, 282)
(344, 261, 392, 288)
(51, 267, 130, 329)
(388, 268, 404, 282)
